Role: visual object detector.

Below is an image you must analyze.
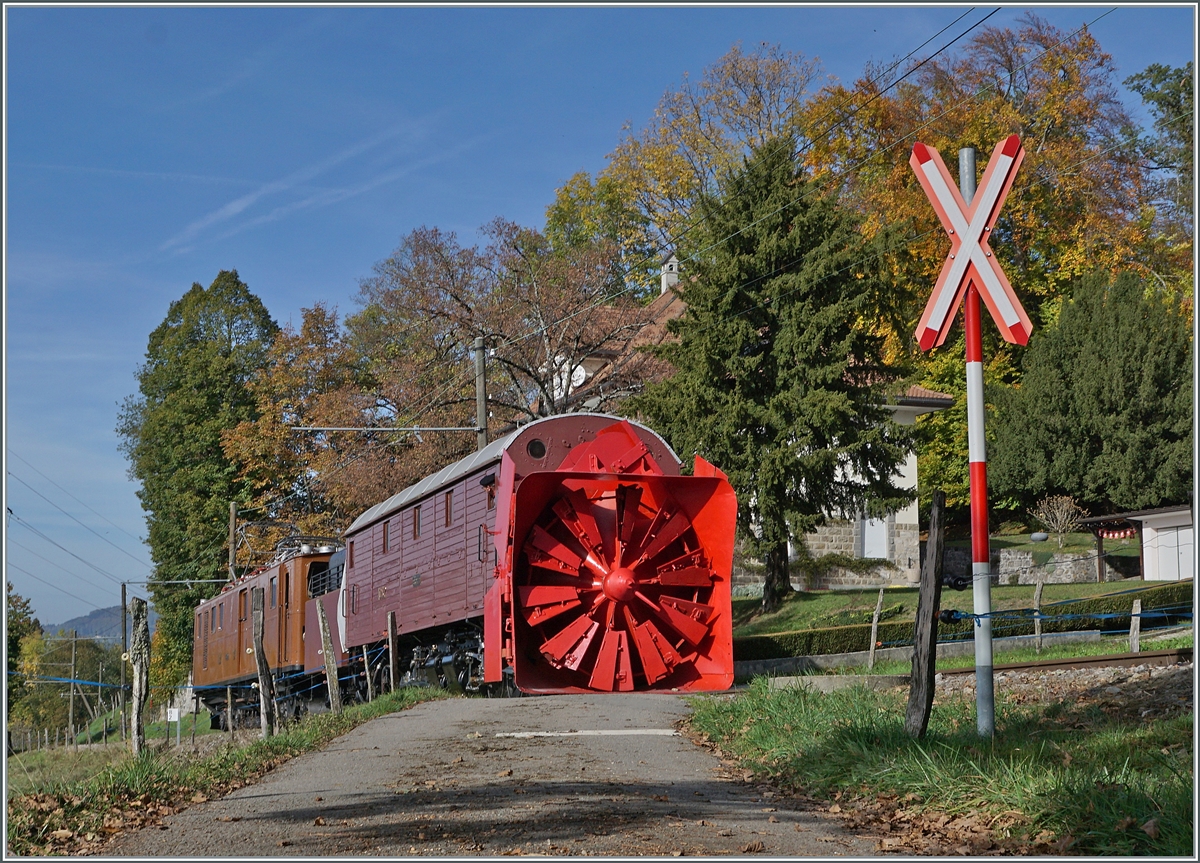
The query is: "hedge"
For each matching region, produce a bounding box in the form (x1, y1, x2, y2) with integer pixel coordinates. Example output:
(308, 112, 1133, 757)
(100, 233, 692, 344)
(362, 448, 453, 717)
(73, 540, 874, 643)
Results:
(733, 580, 1194, 661)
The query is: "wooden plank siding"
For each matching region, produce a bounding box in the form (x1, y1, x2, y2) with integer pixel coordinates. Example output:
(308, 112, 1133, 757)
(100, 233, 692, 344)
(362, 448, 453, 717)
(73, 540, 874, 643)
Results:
(344, 466, 498, 646)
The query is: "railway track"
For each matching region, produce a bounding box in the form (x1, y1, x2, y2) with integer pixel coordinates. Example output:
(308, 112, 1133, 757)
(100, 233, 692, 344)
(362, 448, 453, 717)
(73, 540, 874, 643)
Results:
(939, 647, 1192, 675)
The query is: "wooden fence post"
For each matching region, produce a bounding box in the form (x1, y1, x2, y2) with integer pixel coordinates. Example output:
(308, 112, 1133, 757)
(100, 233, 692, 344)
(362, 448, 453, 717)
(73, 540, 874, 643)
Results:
(129, 597, 150, 756)
(1033, 579, 1044, 654)
(1130, 599, 1142, 653)
(251, 587, 276, 739)
(227, 685, 235, 741)
(906, 490, 945, 739)
(868, 587, 886, 671)
(363, 646, 375, 702)
(316, 599, 343, 715)
(387, 611, 399, 694)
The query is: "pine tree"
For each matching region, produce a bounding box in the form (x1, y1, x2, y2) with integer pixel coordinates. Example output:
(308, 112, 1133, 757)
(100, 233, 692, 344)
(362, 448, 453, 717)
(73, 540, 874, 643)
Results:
(990, 271, 1192, 514)
(629, 135, 913, 612)
(117, 271, 277, 688)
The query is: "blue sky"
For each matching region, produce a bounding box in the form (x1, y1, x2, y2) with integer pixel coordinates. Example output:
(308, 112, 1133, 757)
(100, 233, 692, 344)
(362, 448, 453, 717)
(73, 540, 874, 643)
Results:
(4, 5, 1195, 625)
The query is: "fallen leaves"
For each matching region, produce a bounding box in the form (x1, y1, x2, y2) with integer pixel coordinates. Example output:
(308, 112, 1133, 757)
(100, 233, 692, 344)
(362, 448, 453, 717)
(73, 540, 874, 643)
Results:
(741, 840, 766, 853)
(1141, 818, 1161, 840)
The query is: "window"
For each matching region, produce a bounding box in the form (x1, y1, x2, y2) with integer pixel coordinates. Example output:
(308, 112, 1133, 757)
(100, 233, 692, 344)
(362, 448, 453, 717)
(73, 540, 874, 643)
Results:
(270, 576, 278, 608)
(382, 520, 390, 554)
(444, 490, 453, 527)
(412, 506, 422, 539)
(218, 603, 224, 630)
(239, 590, 247, 621)
(487, 486, 496, 510)
(348, 541, 355, 568)
(209, 608, 215, 633)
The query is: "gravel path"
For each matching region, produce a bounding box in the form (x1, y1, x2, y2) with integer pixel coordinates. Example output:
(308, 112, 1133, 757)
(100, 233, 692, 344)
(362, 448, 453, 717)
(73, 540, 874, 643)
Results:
(105, 693, 874, 857)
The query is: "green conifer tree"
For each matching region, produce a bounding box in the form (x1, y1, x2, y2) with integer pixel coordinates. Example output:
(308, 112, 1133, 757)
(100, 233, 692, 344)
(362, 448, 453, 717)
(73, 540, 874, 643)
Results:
(629, 135, 913, 611)
(990, 271, 1193, 514)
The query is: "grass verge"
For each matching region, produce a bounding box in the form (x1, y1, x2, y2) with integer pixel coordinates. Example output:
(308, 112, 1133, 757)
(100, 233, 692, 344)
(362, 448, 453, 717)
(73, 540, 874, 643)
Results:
(688, 677, 1192, 855)
(6, 687, 450, 857)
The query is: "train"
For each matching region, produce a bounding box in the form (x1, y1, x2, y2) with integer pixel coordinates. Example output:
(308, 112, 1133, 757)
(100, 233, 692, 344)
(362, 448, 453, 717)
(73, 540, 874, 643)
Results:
(192, 414, 737, 727)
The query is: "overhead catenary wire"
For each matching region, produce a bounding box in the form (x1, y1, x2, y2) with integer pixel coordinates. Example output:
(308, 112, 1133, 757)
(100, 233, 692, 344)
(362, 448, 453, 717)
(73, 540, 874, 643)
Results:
(4, 562, 113, 610)
(6, 510, 125, 586)
(6, 448, 149, 549)
(8, 471, 154, 570)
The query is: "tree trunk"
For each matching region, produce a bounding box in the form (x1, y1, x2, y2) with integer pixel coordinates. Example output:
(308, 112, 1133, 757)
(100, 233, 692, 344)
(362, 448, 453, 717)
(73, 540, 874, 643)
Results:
(906, 490, 945, 739)
(130, 597, 150, 756)
(251, 588, 276, 739)
(761, 539, 792, 613)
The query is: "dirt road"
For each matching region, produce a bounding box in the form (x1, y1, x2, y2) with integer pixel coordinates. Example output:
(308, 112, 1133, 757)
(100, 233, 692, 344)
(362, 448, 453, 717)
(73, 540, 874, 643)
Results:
(106, 693, 873, 856)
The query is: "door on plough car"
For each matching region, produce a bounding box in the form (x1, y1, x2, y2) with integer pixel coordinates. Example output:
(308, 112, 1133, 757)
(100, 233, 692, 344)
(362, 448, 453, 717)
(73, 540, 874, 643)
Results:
(509, 460, 736, 694)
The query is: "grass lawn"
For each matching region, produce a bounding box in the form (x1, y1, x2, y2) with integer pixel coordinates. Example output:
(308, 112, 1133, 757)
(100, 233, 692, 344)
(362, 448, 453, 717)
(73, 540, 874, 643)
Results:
(732, 579, 1151, 638)
(689, 674, 1193, 855)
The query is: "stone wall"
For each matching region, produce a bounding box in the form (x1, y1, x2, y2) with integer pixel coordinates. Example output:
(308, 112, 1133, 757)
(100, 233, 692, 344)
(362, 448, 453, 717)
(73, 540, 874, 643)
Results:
(939, 544, 1140, 584)
(804, 520, 858, 558)
(996, 549, 1137, 584)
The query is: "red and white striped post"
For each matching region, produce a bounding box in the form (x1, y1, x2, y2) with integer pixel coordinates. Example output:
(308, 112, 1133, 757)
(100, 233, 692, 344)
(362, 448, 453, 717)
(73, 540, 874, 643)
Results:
(960, 150, 994, 736)
(910, 137, 1031, 738)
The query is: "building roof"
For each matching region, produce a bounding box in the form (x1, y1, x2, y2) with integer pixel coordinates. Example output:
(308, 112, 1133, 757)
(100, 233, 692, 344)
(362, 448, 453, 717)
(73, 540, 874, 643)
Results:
(1079, 503, 1193, 527)
(896, 385, 954, 408)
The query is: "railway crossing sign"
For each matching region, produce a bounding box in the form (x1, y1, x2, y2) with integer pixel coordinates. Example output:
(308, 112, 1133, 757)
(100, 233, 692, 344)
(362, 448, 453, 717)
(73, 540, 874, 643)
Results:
(910, 134, 1032, 351)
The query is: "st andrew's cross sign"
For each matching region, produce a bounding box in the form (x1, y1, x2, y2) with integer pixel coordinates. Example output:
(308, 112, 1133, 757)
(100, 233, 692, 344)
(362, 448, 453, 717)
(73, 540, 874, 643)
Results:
(908, 135, 1032, 738)
(910, 134, 1032, 351)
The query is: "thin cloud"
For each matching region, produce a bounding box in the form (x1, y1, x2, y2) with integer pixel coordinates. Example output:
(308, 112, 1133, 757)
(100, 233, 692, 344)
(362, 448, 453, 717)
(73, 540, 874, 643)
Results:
(8, 162, 256, 187)
(209, 136, 489, 242)
(159, 120, 437, 252)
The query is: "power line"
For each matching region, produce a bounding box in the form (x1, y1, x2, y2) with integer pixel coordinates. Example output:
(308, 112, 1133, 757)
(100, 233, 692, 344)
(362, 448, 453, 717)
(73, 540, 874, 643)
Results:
(5, 448, 148, 548)
(6, 509, 124, 585)
(4, 563, 110, 610)
(6, 537, 122, 600)
(8, 471, 153, 570)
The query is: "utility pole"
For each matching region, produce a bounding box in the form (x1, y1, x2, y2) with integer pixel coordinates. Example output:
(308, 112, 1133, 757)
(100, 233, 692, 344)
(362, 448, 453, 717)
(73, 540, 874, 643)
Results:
(120, 583, 127, 740)
(228, 501, 238, 581)
(474, 336, 488, 451)
(68, 630, 77, 744)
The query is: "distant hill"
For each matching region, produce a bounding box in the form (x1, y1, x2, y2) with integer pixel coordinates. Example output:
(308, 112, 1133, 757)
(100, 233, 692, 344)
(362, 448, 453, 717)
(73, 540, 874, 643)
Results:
(44, 605, 159, 642)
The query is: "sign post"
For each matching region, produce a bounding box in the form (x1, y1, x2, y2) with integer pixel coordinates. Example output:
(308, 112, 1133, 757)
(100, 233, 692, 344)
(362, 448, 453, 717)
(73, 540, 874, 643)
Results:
(910, 135, 1030, 737)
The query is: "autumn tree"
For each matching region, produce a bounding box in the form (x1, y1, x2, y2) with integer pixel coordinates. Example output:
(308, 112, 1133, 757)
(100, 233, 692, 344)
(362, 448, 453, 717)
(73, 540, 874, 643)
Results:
(6, 582, 41, 707)
(117, 270, 278, 688)
(805, 13, 1147, 339)
(547, 42, 824, 280)
(629, 135, 913, 612)
(989, 271, 1193, 513)
(1126, 62, 1194, 299)
(11, 629, 122, 736)
(349, 220, 653, 447)
(222, 303, 365, 546)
